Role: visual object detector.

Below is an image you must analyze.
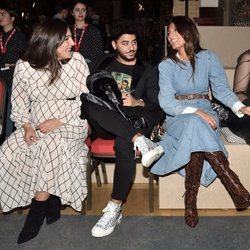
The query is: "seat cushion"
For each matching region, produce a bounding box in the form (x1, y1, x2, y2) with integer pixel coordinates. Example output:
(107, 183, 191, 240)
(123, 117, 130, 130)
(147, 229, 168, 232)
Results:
(220, 127, 246, 144)
(91, 138, 115, 155)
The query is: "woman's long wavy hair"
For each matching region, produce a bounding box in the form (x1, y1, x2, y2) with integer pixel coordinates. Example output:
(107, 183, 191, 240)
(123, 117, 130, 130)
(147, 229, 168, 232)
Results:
(167, 16, 204, 77)
(21, 19, 68, 85)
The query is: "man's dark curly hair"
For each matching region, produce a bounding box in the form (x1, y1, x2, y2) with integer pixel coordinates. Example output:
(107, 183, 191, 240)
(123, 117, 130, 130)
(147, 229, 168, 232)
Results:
(110, 18, 141, 41)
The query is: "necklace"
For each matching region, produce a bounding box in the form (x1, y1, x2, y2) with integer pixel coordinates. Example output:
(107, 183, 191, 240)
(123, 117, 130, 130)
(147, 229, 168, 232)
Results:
(0, 28, 16, 54)
(74, 24, 88, 52)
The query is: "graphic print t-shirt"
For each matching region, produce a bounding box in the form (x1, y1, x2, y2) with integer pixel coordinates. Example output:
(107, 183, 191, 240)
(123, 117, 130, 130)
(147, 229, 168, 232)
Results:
(106, 59, 135, 95)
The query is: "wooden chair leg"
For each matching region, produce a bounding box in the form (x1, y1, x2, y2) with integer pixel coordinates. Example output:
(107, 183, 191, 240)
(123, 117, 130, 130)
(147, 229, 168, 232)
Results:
(86, 150, 92, 211)
(81, 200, 86, 215)
(149, 172, 154, 213)
(101, 161, 108, 184)
(95, 166, 102, 187)
(156, 175, 159, 186)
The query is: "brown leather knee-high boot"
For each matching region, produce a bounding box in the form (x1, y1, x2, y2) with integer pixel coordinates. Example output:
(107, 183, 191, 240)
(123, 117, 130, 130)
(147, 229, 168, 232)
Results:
(204, 151, 250, 210)
(184, 152, 204, 228)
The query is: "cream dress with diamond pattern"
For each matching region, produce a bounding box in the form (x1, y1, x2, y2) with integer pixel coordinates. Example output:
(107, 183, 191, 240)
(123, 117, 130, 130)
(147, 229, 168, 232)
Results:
(0, 52, 89, 212)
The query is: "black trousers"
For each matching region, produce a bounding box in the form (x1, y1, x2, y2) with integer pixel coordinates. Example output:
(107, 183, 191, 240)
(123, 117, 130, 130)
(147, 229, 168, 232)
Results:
(227, 111, 250, 145)
(81, 99, 162, 201)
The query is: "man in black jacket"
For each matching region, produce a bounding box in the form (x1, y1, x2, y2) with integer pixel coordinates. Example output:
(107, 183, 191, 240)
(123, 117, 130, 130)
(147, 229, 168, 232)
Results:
(81, 18, 164, 237)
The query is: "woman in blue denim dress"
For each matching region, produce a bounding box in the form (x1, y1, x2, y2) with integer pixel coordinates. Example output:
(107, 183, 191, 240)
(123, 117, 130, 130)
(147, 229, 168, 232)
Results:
(151, 16, 250, 228)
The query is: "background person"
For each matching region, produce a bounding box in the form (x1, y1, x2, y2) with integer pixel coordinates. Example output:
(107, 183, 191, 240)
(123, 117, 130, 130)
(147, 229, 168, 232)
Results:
(0, 3, 26, 139)
(69, 0, 103, 64)
(227, 49, 250, 144)
(151, 16, 250, 228)
(53, 0, 70, 21)
(0, 19, 89, 244)
(86, 3, 107, 51)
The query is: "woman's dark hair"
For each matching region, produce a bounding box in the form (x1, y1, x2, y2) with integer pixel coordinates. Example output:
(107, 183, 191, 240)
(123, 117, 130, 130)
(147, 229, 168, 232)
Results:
(69, 0, 89, 24)
(167, 16, 204, 76)
(21, 19, 68, 85)
(0, 2, 19, 28)
(70, 0, 89, 12)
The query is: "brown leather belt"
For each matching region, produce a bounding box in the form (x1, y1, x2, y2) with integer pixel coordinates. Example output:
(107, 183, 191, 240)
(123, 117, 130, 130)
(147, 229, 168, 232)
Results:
(175, 94, 209, 100)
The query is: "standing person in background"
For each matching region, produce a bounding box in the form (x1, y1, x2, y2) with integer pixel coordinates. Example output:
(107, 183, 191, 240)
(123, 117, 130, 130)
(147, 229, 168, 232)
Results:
(86, 3, 107, 51)
(53, 0, 69, 21)
(0, 19, 89, 244)
(151, 16, 250, 228)
(81, 18, 164, 238)
(70, 0, 103, 64)
(227, 49, 250, 144)
(0, 3, 26, 139)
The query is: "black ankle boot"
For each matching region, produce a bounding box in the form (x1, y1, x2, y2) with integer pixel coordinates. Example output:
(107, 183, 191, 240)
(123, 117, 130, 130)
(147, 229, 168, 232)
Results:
(17, 199, 47, 244)
(46, 195, 61, 225)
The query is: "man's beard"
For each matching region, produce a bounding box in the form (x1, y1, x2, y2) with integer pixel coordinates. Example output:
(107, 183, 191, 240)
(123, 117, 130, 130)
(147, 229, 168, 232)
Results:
(117, 50, 136, 62)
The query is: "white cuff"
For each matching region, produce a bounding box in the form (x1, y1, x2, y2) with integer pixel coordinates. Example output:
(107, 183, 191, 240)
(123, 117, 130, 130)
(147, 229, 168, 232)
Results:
(232, 101, 246, 118)
(182, 107, 198, 114)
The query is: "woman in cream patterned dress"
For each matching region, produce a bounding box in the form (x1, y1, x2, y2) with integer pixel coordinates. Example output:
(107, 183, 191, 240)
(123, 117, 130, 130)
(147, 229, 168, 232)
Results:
(0, 19, 89, 244)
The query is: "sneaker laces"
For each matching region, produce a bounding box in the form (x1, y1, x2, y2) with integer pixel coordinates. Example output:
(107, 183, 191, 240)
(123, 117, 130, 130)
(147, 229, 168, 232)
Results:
(96, 212, 113, 229)
(96, 202, 121, 229)
(134, 136, 156, 156)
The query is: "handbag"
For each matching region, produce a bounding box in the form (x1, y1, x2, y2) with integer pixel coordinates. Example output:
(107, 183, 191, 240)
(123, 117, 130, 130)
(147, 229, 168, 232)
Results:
(150, 122, 165, 142)
(211, 100, 229, 127)
(80, 70, 148, 129)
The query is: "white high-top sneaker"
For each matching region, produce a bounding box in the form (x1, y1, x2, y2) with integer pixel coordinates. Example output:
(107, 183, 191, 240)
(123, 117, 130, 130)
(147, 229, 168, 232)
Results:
(134, 135, 164, 167)
(91, 201, 122, 237)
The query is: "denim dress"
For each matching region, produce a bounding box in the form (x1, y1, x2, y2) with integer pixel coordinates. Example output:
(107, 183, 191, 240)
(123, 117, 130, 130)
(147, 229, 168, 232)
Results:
(151, 50, 240, 186)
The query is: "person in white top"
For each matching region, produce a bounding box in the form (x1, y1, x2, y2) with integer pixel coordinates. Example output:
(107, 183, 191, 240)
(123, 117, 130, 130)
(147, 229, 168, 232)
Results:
(0, 19, 90, 244)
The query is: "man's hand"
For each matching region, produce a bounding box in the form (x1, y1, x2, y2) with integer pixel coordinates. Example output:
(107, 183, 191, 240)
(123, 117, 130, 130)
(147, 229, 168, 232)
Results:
(195, 109, 217, 130)
(36, 119, 63, 133)
(122, 93, 144, 107)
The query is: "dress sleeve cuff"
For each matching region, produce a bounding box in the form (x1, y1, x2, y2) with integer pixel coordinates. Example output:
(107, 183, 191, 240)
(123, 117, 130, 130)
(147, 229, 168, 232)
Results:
(182, 107, 198, 114)
(232, 101, 246, 118)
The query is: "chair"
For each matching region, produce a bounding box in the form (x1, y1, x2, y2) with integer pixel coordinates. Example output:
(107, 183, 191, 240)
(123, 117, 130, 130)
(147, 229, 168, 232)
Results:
(81, 138, 157, 214)
(0, 78, 7, 139)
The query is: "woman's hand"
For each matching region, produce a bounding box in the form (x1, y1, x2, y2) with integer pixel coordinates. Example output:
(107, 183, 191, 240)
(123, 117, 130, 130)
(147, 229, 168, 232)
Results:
(239, 106, 250, 116)
(36, 119, 63, 133)
(195, 109, 217, 130)
(23, 123, 38, 145)
(122, 93, 145, 107)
